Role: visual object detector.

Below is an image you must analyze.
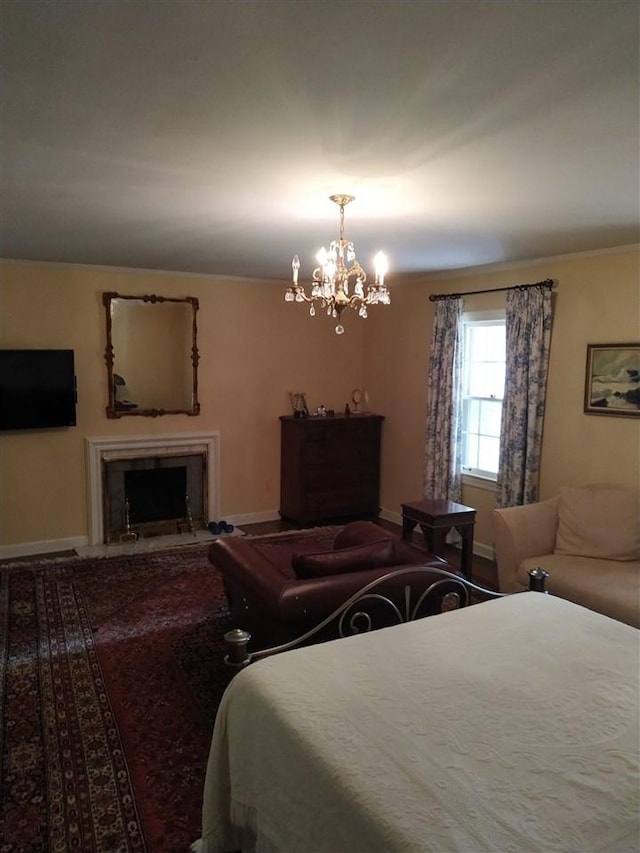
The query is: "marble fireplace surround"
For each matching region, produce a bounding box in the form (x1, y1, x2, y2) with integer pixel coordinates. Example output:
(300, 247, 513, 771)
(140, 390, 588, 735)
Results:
(85, 432, 220, 546)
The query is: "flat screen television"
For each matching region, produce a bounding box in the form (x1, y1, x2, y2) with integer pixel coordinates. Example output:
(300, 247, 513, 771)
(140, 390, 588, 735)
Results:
(0, 349, 77, 431)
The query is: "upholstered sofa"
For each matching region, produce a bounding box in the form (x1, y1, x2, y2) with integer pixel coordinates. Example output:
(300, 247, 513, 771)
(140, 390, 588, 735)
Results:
(209, 520, 460, 646)
(493, 484, 640, 627)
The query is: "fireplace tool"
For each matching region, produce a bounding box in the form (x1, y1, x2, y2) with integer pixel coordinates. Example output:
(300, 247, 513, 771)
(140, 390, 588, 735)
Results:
(178, 493, 196, 535)
(120, 498, 138, 543)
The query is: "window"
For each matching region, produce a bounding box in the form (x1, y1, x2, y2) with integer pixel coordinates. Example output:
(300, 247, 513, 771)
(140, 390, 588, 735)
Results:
(461, 312, 506, 481)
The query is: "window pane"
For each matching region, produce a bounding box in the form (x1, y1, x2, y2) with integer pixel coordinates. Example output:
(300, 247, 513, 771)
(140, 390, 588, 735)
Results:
(464, 433, 479, 469)
(480, 399, 502, 437)
(478, 435, 500, 473)
(464, 398, 480, 433)
(467, 362, 487, 396)
(471, 326, 493, 358)
(483, 363, 505, 398)
(468, 364, 503, 399)
(484, 325, 506, 361)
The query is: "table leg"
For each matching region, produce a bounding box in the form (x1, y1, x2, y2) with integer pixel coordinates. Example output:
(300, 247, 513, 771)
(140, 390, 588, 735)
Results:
(455, 523, 475, 579)
(402, 517, 417, 541)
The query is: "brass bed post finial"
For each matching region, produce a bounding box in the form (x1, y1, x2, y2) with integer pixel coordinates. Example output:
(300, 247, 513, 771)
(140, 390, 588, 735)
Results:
(224, 629, 252, 668)
(527, 567, 549, 593)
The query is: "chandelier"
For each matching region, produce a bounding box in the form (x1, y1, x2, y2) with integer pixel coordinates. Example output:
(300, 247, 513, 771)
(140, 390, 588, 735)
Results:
(285, 194, 389, 334)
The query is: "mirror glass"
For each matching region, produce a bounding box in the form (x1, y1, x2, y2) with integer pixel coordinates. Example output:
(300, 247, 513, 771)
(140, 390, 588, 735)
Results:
(104, 292, 200, 418)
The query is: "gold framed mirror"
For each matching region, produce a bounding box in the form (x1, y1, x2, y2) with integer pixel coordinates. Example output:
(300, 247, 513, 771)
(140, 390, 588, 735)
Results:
(103, 292, 200, 419)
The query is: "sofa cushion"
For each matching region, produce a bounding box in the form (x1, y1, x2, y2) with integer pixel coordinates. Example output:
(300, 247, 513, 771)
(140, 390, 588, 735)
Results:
(517, 554, 640, 628)
(292, 540, 395, 579)
(332, 520, 397, 550)
(554, 485, 640, 561)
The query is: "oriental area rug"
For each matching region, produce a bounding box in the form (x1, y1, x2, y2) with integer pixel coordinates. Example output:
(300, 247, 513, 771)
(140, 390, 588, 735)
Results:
(0, 527, 340, 853)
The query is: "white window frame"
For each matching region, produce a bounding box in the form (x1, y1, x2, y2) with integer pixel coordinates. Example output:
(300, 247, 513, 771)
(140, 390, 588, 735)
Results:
(460, 309, 506, 488)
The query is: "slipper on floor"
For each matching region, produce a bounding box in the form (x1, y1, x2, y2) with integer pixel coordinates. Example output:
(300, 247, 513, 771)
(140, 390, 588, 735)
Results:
(207, 520, 234, 535)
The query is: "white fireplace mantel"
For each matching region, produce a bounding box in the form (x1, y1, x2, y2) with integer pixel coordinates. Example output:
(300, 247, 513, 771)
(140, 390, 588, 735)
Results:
(85, 432, 220, 545)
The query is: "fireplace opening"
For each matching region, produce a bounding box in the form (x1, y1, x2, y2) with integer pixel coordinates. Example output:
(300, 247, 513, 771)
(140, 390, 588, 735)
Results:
(125, 467, 187, 524)
(103, 451, 206, 542)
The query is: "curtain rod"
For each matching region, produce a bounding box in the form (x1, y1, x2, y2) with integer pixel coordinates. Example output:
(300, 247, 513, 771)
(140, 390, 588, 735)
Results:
(428, 278, 555, 302)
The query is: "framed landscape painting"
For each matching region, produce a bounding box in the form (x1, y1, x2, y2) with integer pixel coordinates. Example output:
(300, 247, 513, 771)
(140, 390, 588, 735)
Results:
(584, 343, 640, 417)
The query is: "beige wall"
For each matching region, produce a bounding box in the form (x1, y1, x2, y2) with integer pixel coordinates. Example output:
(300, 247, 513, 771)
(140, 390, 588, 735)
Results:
(364, 246, 640, 550)
(0, 261, 364, 549)
(1, 245, 639, 555)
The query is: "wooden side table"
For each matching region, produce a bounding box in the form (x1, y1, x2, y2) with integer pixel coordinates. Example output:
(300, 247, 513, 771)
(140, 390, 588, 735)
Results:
(401, 499, 476, 579)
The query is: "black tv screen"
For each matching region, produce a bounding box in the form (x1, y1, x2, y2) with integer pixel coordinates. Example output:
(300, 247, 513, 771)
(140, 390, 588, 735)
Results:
(0, 349, 77, 431)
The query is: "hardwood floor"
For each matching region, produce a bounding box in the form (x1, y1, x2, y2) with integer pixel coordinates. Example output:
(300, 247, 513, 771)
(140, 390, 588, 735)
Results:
(241, 515, 498, 590)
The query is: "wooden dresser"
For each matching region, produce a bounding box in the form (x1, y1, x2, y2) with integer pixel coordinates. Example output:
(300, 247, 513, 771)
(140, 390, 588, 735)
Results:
(279, 413, 384, 524)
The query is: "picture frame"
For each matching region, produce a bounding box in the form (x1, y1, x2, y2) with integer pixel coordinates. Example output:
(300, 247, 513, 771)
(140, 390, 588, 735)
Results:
(289, 391, 309, 417)
(584, 343, 640, 417)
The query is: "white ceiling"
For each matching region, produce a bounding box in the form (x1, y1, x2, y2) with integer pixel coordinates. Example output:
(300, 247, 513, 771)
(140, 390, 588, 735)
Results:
(1, 0, 638, 281)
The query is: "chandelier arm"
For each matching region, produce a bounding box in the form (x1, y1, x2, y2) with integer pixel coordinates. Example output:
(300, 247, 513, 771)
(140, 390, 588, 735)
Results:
(344, 262, 367, 283)
(346, 295, 364, 309)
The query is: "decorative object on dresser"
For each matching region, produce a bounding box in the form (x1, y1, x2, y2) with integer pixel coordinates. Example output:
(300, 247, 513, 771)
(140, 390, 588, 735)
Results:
(279, 412, 384, 524)
(288, 390, 309, 418)
(492, 483, 640, 627)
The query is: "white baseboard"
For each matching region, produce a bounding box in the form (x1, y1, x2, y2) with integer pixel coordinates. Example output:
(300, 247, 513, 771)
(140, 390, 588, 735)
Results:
(378, 507, 402, 526)
(470, 541, 494, 561)
(225, 510, 282, 526)
(0, 535, 90, 561)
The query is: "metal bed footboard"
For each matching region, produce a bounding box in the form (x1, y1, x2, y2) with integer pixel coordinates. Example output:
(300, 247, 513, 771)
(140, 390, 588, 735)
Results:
(224, 565, 549, 669)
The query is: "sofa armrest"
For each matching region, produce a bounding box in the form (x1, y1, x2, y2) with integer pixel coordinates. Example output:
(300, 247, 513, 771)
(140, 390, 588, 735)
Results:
(492, 496, 560, 592)
(209, 538, 293, 613)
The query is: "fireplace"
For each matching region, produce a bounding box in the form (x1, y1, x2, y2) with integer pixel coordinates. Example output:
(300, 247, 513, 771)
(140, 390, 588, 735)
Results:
(104, 453, 206, 542)
(85, 433, 220, 545)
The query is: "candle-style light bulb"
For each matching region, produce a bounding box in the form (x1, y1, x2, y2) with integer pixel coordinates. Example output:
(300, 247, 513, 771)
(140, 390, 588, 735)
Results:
(292, 254, 300, 284)
(374, 251, 388, 284)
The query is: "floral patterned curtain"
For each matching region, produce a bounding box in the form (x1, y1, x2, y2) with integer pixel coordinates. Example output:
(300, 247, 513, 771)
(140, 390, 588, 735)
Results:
(496, 286, 553, 507)
(424, 297, 463, 501)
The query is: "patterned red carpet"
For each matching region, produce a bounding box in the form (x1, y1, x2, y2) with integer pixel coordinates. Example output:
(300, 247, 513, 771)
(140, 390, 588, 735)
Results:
(0, 543, 234, 852)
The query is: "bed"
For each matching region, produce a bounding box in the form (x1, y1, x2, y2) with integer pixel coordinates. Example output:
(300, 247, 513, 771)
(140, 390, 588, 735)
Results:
(192, 592, 639, 853)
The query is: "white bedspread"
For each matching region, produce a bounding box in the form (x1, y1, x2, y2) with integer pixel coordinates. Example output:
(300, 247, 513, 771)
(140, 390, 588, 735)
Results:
(193, 593, 640, 853)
